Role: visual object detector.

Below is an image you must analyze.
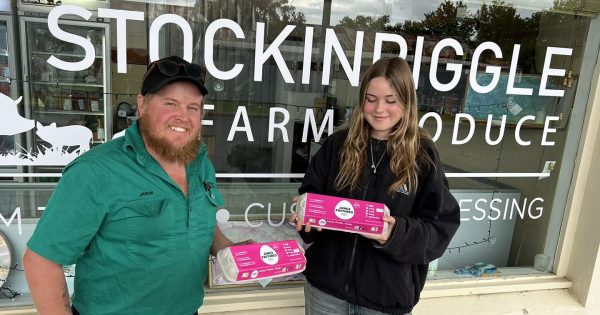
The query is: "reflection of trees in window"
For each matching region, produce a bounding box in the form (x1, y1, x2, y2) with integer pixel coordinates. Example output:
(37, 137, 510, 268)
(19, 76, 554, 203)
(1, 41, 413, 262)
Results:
(253, 0, 307, 41)
(194, 0, 306, 41)
(336, 0, 589, 76)
(475, 1, 529, 68)
(337, 15, 390, 31)
(551, 0, 600, 15)
(208, 0, 310, 42)
(417, 1, 476, 44)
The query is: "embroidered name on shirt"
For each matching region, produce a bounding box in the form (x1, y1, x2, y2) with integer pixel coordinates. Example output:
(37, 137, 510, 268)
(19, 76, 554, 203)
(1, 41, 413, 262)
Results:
(396, 184, 409, 195)
(139, 191, 154, 197)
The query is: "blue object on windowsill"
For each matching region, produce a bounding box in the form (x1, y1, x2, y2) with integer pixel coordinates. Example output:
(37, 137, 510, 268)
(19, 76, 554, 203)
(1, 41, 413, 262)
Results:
(454, 262, 497, 277)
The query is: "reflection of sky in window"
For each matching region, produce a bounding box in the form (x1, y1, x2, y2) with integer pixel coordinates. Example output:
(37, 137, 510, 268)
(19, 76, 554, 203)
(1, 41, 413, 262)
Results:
(291, 0, 555, 26)
(464, 0, 555, 18)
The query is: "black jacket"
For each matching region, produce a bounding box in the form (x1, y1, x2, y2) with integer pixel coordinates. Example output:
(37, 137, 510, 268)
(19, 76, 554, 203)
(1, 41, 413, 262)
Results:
(298, 129, 460, 315)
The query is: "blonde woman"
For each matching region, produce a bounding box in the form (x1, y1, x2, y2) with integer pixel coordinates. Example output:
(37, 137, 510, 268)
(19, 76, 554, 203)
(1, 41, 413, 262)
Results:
(292, 57, 460, 315)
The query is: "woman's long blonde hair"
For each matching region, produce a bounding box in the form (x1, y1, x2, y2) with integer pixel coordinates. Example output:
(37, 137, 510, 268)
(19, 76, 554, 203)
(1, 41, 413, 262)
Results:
(335, 57, 432, 193)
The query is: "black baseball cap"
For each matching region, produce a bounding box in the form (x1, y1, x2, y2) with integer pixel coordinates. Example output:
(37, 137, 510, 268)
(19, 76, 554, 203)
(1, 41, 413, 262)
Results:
(141, 55, 209, 96)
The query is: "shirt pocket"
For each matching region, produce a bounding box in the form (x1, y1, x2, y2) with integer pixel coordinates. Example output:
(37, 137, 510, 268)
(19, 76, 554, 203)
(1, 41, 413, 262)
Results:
(121, 197, 175, 263)
(189, 187, 220, 243)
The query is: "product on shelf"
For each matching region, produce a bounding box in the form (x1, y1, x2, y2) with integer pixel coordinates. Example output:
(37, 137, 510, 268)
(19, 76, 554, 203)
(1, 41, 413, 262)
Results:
(62, 91, 72, 111)
(96, 118, 105, 141)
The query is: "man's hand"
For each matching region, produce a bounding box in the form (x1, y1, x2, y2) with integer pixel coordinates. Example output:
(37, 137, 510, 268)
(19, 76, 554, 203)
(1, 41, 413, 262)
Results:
(233, 240, 255, 246)
(211, 226, 257, 255)
(211, 226, 233, 255)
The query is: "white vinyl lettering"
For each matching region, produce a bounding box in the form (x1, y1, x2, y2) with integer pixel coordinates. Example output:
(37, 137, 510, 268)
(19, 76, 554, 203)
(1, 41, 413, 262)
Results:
(268, 107, 290, 143)
(255, 23, 295, 83)
(373, 33, 408, 62)
(149, 14, 193, 62)
(98, 8, 144, 73)
(412, 36, 425, 89)
(227, 106, 254, 142)
(0, 207, 21, 235)
(47, 5, 95, 71)
(515, 115, 536, 146)
(302, 27, 314, 84)
(201, 104, 214, 126)
(322, 28, 364, 86)
(540, 47, 572, 97)
(245, 203, 264, 227)
(429, 38, 463, 92)
(302, 109, 334, 143)
(484, 114, 507, 145)
(541, 116, 560, 146)
(470, 42, 502, 93)
(506, 45, 533, 95)
(459, 197, 545, 221)
(452, 113, 475, 145)
(418, 112, 442, 142)
(205, 19, 245, 80)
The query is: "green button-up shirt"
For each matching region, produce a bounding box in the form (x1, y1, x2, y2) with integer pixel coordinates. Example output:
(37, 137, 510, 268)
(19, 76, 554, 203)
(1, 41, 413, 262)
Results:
(28, 121, 223, 315)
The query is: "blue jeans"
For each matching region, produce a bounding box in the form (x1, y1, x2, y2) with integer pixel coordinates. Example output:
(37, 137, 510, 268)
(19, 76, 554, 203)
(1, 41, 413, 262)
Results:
(71, 305, 198, 315)
(304, 282, 412, 315)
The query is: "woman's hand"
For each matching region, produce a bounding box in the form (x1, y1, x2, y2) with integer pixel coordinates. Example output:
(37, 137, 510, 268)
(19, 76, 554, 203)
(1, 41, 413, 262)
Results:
(289, 195, 322, 232)
(289, 212, 323, 232)
(360, 215, 396, 245)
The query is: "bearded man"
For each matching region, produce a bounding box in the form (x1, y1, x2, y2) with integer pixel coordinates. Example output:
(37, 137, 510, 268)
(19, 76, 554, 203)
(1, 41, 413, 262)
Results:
(24, 56, 242, 315)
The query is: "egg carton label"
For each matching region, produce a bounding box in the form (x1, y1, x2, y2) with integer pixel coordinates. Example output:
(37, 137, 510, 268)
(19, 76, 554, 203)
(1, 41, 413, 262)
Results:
(217, 240, 306, 283)
(296, 193, 389, 235)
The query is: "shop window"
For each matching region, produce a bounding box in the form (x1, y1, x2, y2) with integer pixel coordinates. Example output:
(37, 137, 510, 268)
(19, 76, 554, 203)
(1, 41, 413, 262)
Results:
(0, 0, 597, 298)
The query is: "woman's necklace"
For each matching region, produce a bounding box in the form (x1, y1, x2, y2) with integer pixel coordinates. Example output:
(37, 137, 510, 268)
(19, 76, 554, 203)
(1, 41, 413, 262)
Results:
(370, 139, 386, 174)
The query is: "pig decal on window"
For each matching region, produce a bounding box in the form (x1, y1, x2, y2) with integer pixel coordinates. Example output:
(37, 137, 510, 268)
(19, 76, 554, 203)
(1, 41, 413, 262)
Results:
(0, 95, 34, 136)
(112, 129, 126, 139)
(1, 92, 95, 166)
(36, 122, 93, 153)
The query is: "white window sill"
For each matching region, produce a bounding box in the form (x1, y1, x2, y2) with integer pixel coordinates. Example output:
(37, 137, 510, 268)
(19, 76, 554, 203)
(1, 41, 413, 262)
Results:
(199, 270, 572, 313)
(422, 273, 571, 298)
(0, 271, 572, 314)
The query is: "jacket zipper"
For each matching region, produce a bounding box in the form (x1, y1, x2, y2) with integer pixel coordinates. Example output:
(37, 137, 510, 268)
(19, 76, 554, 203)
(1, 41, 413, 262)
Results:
(344, 171, 371, 297)
(344, 234, 358, 296)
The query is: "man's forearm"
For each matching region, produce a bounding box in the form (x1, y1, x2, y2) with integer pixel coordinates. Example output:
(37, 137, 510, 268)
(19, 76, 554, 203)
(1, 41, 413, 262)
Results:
(210, 225, 234, 256)
(23, 249, 72, 315)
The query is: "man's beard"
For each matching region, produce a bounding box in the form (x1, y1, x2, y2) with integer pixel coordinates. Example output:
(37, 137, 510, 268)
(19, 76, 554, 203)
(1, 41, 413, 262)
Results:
(139, 116, 201, 164)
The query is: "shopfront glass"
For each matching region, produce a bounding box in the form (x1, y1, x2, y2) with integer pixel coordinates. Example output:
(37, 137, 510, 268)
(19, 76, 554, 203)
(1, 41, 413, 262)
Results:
(0, 0, 598, 297)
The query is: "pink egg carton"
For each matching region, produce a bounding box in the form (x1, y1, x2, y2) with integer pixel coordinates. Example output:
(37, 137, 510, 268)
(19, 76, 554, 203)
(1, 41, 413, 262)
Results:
(216, 240, 306, 283)
(296, 193, 390, 236)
